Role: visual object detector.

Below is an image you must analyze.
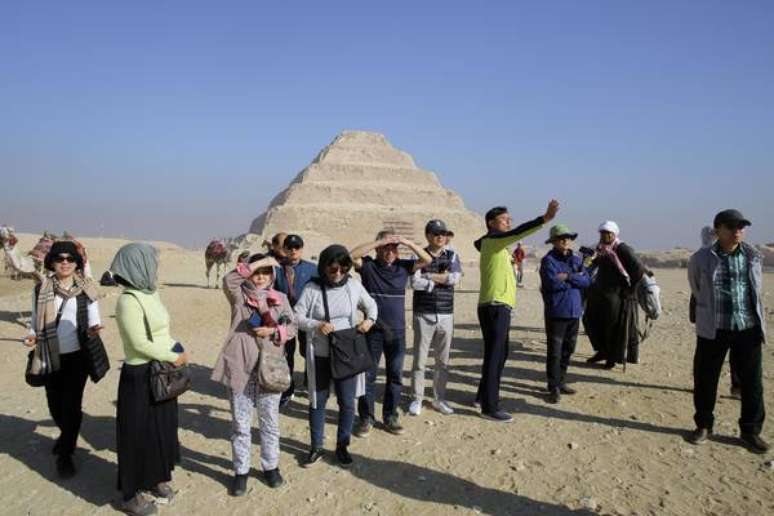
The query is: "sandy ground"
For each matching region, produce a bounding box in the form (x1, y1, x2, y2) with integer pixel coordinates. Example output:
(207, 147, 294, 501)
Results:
(1, 236, 773, 516)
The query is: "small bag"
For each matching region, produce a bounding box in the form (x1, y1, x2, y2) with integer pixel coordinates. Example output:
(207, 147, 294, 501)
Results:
(321, 284, 373, 380)
(150, 359, 191, 402)
(257, 342, 291, 393)
(124, 292, 191, 402)
(25, 344, 50, 387)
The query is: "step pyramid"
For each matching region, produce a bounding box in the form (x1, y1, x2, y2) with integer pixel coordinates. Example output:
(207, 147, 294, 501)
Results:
(249, 131, 484, 260)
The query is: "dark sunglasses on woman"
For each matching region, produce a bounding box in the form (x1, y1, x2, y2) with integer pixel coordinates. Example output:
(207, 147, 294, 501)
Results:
(54, 255, 76, 263)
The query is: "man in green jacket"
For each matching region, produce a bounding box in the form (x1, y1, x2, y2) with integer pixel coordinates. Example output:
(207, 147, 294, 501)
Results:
(474, 199, 560, 422)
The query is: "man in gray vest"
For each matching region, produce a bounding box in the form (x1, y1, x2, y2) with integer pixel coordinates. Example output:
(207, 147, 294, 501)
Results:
(686, 209, 768, 453)
(408, 220, 462, 416)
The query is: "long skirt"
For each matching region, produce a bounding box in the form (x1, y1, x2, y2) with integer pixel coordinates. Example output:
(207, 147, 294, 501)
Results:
(116, 362, 180, 498)
(584, 288, 637, 364)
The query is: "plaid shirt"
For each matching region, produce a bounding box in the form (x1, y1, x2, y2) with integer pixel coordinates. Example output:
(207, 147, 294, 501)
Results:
(713, 243, 755, 331)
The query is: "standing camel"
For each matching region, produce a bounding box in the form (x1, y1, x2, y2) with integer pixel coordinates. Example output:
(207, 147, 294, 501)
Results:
(205, 239, 239, 288)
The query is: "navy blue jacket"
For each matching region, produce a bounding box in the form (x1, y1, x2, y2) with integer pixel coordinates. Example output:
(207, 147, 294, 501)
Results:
(274, 260, 318, 307)
(540, 249, 591, 319)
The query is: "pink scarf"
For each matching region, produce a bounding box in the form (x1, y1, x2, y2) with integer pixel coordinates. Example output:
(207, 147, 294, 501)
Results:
(239, 269, 288, 344)
(596, 238, 630, 286)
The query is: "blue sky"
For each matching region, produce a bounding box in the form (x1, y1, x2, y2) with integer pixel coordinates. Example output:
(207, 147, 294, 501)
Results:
(2, 1, 773, 249)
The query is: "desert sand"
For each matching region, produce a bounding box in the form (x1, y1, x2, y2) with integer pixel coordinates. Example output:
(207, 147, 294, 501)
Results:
(0, 233, 773, 516)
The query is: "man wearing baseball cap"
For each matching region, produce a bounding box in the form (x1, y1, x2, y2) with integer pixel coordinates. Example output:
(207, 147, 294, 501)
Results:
(539, 224, 591, 404)
(408, 219, 463, 416)
(687, 209, 768, 453)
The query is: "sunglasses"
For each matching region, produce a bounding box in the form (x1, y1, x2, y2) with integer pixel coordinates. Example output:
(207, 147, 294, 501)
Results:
(326, 265, 351, 274)
(284, 245, 302, 251)
(54, 255, 76, 263)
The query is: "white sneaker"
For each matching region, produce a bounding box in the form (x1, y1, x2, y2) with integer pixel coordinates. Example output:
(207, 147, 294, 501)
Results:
(408, 400, 422, 416)
(432, 400, 454, 415)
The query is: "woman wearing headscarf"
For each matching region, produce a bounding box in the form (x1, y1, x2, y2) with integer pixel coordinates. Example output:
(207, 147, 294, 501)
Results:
(111, 243, 186, 516)
(294, 245, 377, 468)
(583, 221, 646, 369)
(212, 253, 297, 496)
(22, 241, 108, 479)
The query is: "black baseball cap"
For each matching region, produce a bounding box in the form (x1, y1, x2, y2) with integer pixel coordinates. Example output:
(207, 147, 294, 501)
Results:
(713, 209, 751, 229)
(283, 234, 304, 249)
(425, 219, 452, 236)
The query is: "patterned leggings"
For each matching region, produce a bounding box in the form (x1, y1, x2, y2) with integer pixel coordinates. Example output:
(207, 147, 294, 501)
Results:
(229, 373, 281, 474)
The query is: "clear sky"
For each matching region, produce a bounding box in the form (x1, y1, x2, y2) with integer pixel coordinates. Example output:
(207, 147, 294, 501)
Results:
(2, 1, 773, 250)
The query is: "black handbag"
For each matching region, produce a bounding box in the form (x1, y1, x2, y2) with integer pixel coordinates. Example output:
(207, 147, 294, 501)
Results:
(321, 285, 373, 380)
(124, 292, 191, 402)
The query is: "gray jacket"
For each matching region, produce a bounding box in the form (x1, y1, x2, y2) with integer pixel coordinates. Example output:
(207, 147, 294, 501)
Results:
(688, 241, 766, 343)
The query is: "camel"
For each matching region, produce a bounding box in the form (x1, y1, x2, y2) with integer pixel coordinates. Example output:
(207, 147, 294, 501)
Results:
(205, 238, 239, 288)
(0, 226, 39, 280)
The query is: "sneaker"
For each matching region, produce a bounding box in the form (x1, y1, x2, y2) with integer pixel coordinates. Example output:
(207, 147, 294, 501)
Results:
(230, 474, 248, 497)
(408, 400, 422, 416)
(586, 351, 607, 364)
(335, 445, 353, 468)
(264, 468, 284, 488)
(559, 384, 577, 395)
(431, 399, 454, 415)
(740, 433, 770, 454)
(56, 455, 76, 479)
(686, 428, 711, 445)
(303, 447, 324, 468)
(547, 389, 560, 404)
(353, 418, 372, 438)
(481, 410, 513, 423)
(148, 482, 175, 504)
(384, 415, 405, 435)
(730, 385, 742, 400)
(121, 493, 158, 516)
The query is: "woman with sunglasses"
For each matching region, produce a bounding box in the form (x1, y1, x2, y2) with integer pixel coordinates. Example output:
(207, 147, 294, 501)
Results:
(294, 245, 377, 468)
(212, 253, 297, 495)
(23, 241, 108, 479)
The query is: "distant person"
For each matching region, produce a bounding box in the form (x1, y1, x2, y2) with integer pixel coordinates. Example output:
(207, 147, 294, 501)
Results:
(512, 242, 526, 287)
(263, 233, 288, 262)
(539, 225, 590, 404)
(274, 234, 318, 407)
(583, 221, 646, 369)
(111, 243, 187, 515)
(408, 220, 462, 417)
(294, 245, 377, 467)
(686, 210, 768, 454)
(474, 200, 559, 422)
(350, 231, 431, 436)
(23, 241, 108, 479)
(213, 253, 296, 495)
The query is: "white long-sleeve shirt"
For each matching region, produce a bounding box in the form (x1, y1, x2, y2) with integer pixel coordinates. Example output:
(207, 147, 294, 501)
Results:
(30, 291, 101, 354)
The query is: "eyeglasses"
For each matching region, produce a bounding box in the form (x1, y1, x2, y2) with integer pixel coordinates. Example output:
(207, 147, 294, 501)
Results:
(54, 255, 75, 263)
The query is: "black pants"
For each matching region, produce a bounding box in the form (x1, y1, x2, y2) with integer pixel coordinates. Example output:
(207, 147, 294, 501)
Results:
(545, 318, 579, 391)
(693, 327, 765, 435)
(476, 304, 511, 414)
(45, 351, 89, 457)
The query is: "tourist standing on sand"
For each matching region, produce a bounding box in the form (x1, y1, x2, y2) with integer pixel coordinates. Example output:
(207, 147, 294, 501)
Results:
(408, 220, 462, 417)
(274, 234, 318, 407)
(512, 242, 526, 287)
(112, 243, 186, 516)
(23, 241, 108, 479)
(294, 245, 378, 468)
(212, 253, 297, 495)
(539, 225, 590, 404)
(350, 231, 431, 436)
(686, 209, 768, 453)
(474, 200, 559, 423)
(582, 221, 646, 369)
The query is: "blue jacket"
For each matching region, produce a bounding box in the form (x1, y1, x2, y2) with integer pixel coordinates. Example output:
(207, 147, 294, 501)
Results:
(540, 249, 591, 319)
(274, 260, 318, 307)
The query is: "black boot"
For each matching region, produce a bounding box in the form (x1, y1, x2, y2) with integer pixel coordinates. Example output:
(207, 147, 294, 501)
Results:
(264, 468, 284, 488)
(586, 351, 607, 364)
(231, 473, 248, 496)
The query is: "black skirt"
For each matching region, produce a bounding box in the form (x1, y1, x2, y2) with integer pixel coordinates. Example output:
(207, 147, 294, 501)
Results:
(116, 362, 180, 497)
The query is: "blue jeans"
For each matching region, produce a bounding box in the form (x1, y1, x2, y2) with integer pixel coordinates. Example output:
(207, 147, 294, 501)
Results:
(358, 328, 406, 423)
(309, 357, 357, 448)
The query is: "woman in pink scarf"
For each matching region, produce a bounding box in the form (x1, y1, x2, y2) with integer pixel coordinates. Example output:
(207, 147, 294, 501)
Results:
(583, 221, 647, 369)
(212, 253, 297, 495)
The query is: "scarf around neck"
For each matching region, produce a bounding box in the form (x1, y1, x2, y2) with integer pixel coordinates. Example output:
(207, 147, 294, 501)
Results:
(596, 238, 630, 285)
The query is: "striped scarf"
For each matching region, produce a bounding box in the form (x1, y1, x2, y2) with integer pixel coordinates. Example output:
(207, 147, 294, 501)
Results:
(35, 274, 98, 371)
